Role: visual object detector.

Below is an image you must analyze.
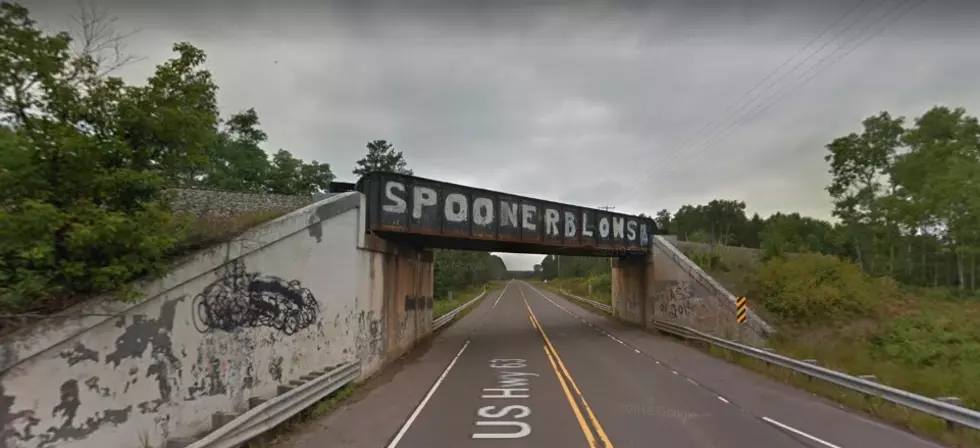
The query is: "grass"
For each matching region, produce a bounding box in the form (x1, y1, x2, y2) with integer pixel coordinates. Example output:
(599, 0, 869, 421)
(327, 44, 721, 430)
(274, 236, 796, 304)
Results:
(540, 277, 612, 305)
(433, 283, 492, 320)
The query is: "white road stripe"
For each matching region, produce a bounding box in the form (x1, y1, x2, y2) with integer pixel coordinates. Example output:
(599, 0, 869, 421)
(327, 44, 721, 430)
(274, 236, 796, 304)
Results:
(762, 417, 843, 448)
(386, 340, 470, 448)
(493, 281, 512, 308)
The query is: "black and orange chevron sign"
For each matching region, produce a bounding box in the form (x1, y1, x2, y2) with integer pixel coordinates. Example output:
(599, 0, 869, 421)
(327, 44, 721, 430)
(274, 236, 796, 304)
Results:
(736, 296, 748, 324)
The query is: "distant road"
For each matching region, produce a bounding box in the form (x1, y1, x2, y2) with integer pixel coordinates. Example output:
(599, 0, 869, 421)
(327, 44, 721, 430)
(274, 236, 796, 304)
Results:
(277, 281, 945, 447)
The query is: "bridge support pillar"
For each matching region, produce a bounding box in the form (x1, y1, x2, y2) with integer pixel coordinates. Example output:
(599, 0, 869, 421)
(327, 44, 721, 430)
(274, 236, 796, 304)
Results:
(611, 253, 654, 327)
(362, 234, 435, 364)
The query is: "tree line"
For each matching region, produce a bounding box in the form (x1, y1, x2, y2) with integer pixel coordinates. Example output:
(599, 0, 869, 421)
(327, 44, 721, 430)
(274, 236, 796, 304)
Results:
(535, 106, 980, 292)
(611, 107, 980, 291)
(0, 3, 499, 313)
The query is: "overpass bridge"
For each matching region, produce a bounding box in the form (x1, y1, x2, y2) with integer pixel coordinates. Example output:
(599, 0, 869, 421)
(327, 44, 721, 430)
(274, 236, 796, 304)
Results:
(0, 174, 943, 448)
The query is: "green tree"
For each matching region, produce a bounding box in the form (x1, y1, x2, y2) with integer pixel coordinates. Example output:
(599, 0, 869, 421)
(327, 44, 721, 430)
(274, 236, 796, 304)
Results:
(0, 2, 218, 309)
(266, 149, 334, 196)
(353, 139, 413, 177)
(824, 111, 905, 274)
(201, 108, 334, 195)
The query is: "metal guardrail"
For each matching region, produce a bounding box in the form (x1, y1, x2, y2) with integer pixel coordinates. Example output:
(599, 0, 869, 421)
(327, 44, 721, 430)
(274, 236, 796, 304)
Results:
(554, 289, 980, 430)
(186, 361, 361, 448)
(433, 289, 487, 331)
(558, 288, 613, 313)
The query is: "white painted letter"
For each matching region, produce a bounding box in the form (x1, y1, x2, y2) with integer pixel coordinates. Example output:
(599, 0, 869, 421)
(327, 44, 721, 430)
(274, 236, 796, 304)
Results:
(383, 181, 406, 213)
(564, 211, 577, 238)
(412, 186, 437, 219)
(445, 193, 468, 222)
(627, 220, 637, 241)
(582, 212, 594, 237)
(545, 209, 560, 236)
(521, 204, 537, 232)
(612, 216, 625, 239)
(477, 405, 531, 419)
(500, 201, 519, 228)
(599, 217, 610, 238)
(640, 223, 649, 245)
(481, 388, 530, 399)
(473, 197, 494, 226)
(490, 359, 527, 369)
(472, 421, 532, 439)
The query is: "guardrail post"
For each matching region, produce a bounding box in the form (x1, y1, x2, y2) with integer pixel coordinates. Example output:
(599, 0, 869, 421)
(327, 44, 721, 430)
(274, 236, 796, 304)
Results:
(937, 397, 963, 431)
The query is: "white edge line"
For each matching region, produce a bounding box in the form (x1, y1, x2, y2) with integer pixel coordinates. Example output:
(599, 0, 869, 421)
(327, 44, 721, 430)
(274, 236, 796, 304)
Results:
(386, 340, 470, 448)
(762, 417, 843, 448)
(493, 281, 511, 308)
(717, 396, 729, 403)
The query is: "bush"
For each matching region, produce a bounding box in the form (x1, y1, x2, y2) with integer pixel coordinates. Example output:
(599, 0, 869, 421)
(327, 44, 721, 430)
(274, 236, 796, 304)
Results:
(0, 4, 218, 312)
(748, 253, 889, 326)
(687, 249, 728, 272)
(586, 273, 611, 293)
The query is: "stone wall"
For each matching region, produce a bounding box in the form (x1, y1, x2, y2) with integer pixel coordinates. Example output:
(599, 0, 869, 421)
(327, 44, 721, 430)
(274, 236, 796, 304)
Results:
(168, 188, 316, 218)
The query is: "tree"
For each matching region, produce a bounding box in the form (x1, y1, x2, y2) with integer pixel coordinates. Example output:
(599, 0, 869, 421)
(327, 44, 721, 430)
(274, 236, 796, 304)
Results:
(0, 2, 219, 309)
(824, 111, 905, 273)
(67, 1, 141, 77)
(201, 108, 334, 195)
(654, 209, 671, 234)
(353, 139, 413, 177)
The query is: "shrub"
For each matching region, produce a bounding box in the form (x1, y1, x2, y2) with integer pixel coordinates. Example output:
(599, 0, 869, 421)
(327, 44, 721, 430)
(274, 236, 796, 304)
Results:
(747, 253, 888, 326)
(0, 4, 219, 312)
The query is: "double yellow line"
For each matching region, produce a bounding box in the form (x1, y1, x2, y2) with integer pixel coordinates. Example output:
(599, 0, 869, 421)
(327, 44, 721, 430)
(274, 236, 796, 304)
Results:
(519, 286, 614, 448)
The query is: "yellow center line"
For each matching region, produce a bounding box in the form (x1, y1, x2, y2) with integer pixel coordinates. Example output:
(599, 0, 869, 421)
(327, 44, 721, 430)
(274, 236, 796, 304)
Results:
(519, 286, 614, 448)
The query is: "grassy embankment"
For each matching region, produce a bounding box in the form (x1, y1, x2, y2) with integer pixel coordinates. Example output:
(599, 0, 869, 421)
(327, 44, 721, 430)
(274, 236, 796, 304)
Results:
(553, 245, 980, 447)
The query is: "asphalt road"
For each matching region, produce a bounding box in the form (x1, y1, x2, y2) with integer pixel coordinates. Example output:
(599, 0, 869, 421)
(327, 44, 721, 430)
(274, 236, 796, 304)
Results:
(278, 281, 946, 448)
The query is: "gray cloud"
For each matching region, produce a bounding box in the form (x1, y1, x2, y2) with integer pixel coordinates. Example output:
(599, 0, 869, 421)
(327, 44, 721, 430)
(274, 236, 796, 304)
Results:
(21, 0, 980, 269)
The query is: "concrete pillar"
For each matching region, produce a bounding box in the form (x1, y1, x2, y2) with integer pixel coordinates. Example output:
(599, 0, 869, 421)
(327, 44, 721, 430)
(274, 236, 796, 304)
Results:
(362, 234, 434, 363)
(611, 253, 654, 326)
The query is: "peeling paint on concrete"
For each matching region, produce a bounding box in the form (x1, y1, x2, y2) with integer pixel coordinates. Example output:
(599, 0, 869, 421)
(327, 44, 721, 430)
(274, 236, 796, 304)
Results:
(59, 343, 99, 367)
(38, 380, 131, 448)
(104, 297, 183, 368)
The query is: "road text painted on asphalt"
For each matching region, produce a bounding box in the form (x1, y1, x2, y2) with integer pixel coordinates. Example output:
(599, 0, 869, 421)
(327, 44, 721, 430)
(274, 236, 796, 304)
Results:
(472, 359, 538, 439)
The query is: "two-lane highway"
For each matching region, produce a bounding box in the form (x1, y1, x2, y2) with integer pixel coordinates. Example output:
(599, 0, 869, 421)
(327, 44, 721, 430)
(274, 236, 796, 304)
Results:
(278, 281, 946, 448)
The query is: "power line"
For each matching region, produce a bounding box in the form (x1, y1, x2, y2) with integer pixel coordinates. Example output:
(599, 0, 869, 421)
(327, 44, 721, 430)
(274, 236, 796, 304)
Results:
(667, 0, 888, 162)
(659, 0, 927, 171)
(664, 0, 876, 161)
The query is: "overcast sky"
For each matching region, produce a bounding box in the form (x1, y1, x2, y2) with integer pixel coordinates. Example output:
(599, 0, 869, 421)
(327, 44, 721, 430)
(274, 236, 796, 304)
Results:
(23, 0, 980, 270)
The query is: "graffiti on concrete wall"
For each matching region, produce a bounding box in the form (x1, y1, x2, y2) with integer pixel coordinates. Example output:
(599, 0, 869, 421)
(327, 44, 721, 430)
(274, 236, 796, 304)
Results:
(192, 259, 319, 335)
(655, 281, 701, 320)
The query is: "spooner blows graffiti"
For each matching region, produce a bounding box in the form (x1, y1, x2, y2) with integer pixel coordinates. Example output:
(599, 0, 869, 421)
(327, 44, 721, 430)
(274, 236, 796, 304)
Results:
(192, 259, 319, 335)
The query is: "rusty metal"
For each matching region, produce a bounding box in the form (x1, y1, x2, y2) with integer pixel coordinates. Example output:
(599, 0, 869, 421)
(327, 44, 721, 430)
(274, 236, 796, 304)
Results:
(356, 172, 657, 255)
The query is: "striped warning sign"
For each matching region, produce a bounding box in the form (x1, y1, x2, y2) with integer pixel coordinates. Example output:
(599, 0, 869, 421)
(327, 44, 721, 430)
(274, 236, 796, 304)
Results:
(736, 296, 748, 324)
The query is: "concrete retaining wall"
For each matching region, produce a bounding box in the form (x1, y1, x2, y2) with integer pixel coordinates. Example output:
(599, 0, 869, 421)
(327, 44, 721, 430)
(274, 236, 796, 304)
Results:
(0, 192, 389, 448)
(649, 236, 772, 345)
